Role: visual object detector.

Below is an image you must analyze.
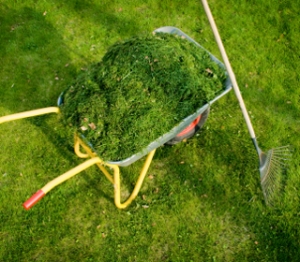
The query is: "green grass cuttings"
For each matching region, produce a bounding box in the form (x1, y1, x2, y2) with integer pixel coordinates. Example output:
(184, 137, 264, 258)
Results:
(60, 32, 226, 161)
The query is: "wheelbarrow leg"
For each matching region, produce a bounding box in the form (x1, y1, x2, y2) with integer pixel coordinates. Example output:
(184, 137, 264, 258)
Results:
(74, 136, 90, 159)
(74, 134, 157, 209)
(74, 134, 155, 209)
(74, 134, 114, 183)
(108, 149, 156, 209)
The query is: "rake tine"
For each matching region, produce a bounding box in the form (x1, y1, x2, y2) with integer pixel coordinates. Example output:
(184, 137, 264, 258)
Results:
(260, 146, 291, 204)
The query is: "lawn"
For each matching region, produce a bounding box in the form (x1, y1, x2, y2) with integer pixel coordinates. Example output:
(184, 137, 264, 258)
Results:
(0, 0, 299, 261)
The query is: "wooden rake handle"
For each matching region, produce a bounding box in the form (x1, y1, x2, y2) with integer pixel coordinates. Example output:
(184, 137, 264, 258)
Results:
(200, 0, 256, 139)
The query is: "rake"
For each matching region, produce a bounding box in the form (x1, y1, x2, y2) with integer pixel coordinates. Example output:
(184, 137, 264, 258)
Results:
(201, 0, 290, 204)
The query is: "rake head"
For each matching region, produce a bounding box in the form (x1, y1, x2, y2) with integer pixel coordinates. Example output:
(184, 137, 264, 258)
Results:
(259, 145, 291, 204)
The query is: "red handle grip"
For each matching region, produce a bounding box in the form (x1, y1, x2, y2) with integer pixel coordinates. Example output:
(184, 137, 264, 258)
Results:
(23, 190, 45, 210)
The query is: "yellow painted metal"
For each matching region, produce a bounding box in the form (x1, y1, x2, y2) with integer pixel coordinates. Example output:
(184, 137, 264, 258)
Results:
(41, 135, 156, 208)
(74, 136, 89, 159)
(41, 157, 103, 193)
(72, 134, 156, 208)
(111, 149, 156, 209)
(74, 135, 114, 184)
(0, 106, 156, 209)
(0, 107, 60, 124)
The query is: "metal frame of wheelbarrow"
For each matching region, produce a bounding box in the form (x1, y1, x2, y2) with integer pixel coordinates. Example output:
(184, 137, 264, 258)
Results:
(0, 26, 232, 210)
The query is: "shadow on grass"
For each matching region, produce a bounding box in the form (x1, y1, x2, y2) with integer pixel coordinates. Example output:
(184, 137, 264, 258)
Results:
(0, 2, 144, 167)
(1, 3, 299, 261)
(155, 110, 300, 260)
(0, 4, 78, 158)
(53, 0, 141, 37)
(0, 5, 145, 253)
(0, 6, 75, 107)
(0, 0, 149, 210)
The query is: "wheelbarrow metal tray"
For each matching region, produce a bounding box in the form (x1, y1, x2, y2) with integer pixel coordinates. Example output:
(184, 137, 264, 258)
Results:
(61, 26, 232, 167)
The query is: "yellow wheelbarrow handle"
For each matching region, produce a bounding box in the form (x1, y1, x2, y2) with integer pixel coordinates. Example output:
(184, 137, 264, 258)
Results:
(23, 157, 103, 210)
(0, 107, 60, 124)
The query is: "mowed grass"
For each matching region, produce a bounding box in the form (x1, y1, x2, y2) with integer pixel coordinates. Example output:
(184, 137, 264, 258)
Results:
(0, 0, 299, 261)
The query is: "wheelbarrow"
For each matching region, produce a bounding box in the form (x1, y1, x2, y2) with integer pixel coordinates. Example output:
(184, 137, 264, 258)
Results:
(0, 27, 232, 210)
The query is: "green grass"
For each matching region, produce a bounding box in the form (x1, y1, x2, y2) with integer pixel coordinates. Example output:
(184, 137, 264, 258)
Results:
(0, 0, 299, 261)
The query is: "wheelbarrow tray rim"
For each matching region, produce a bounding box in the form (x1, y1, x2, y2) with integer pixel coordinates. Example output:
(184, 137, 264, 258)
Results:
(58, 26, 232, 167)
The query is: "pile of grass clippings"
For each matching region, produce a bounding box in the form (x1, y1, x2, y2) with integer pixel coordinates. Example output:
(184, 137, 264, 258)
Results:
(60, 32, 226, 161)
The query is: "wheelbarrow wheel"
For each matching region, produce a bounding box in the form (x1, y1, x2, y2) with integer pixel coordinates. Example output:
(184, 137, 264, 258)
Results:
(165, 108, 210, 145)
